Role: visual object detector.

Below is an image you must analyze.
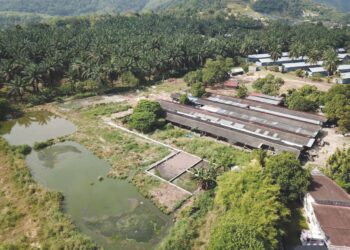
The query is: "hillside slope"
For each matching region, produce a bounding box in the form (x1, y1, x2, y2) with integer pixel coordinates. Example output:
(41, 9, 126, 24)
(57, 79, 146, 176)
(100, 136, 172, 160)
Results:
(313, 0, 350, 12)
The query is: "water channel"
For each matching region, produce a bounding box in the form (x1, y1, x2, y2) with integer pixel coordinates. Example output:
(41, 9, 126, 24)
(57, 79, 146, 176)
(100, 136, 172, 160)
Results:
(0, 111, 172, 249)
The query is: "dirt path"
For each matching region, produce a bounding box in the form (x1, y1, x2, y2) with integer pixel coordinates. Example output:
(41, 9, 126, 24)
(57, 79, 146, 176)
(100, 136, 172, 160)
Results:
(233, 70, 333, 93)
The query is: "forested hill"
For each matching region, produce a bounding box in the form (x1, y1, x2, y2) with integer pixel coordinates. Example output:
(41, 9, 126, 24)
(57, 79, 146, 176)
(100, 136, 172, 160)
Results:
(0, 0, 176, 16)
(0, 0, 337, 17)
(313, 0, 350, 12)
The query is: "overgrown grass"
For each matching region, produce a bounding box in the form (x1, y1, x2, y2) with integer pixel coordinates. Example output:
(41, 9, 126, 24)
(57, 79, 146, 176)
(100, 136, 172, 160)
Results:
(0, 138, 98, 249)
(153, 126, 253, 167)
(82, 102, 132, 118)
(157, 190, 215, 250)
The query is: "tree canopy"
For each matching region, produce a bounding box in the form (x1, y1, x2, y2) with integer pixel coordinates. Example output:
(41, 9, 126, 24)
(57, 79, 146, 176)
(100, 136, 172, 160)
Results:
(325, 148, 350, 192)
(128, 100, 165, 133)
(209, 165, 289, 249)
(265, 152, 311, 203)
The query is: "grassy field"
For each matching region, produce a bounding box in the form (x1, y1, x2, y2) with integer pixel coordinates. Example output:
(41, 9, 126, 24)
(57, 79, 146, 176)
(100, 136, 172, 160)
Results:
(49, 103, 185, 212)
(153, 125, 253, 167)
(0, 138, 97, 249)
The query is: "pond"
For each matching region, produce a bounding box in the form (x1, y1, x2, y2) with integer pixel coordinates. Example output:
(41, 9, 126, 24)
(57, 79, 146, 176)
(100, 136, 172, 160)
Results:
(0, 111, 76, 146)
(0, 111, 172, 249)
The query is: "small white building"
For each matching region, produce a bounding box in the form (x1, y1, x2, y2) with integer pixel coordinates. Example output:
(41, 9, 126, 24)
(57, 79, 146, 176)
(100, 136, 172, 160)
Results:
(335, 72, 350, 84)
(248, 52, 289, 62)
(338, 53, 350, 64)
(302, 174, 350, 249)
(229, 67, 244, 76)
(256, 56, 304, 67)
(307, 67, 328, 77)
(282, 61, 323, 73)
(337, 64, 350, 74)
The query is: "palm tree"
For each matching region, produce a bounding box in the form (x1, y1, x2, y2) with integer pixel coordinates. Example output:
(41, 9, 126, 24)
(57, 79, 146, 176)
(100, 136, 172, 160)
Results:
(323, 48, 338, 76)
(7, 76, 28, 100)
(23, 63, 43, 93)
(269, 44, 282, 62)
(192, 165, 218, 190)
(289, 42, 302, 59)
(307, 49, 322, 65)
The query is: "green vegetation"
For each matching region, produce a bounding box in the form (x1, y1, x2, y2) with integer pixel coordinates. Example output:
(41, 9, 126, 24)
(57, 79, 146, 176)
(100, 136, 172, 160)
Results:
(179, 94, 191, 105)
(192, 165, 219, 190)
(0, 98, 11, 120)
(208, 165, 289, 249)
(157, 190, 215, 250)
(236, 84, 248, 98)
(83, 102, 131, 118)
(323, 84, 350, 133)
(0, 14, 349, 104)
(286, 85, 324, 112)
(10, 144, 32, 155)
(323, 48, 338, 75)
(325, 148, 350, 192)
(253, 74, 284, 96)
(190, 82, 206, 97)
(129, 100, 165, 133)
(33, 139, 55, 150)
(0, 138, 97, 249)
(265, 152, 311, 203)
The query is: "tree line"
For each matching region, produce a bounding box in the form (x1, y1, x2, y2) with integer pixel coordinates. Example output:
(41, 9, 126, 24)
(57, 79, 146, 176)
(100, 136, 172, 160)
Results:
(0, 14, 349, 105)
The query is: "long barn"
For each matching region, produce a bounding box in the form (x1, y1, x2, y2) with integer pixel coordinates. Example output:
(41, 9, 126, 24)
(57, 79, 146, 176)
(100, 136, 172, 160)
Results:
(161, 94, 326, 157)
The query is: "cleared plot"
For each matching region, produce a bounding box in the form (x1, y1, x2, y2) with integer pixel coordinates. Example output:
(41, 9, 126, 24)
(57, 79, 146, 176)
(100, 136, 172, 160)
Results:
(151, 152, 202, 181)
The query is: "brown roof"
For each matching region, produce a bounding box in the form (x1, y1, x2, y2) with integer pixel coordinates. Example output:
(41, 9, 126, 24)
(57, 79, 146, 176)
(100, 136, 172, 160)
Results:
(309, 175, 350, 204)
(313, 204, 350, 247)
(224, 80, 239, 88)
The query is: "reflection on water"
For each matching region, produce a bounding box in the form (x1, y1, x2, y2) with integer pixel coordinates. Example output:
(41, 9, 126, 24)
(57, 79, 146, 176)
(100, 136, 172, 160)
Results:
(26, 141, 171, 250)
(37, 145, 82, 168)
(0, 111, 76, 146)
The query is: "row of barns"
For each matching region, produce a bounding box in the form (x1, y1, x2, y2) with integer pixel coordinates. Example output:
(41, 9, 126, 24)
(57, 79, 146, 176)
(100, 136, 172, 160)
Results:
(248, 49, 350, 83)
(163, 93, 327, 157)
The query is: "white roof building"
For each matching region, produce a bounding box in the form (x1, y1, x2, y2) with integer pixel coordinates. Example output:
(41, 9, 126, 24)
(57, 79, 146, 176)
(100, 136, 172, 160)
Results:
(307, 67, 328, 76)
(337, 64, 350, 73)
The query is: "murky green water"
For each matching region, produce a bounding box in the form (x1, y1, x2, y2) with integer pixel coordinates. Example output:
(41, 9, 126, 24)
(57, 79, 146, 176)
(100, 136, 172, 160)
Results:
(26, 142, 171, 249)
(0, 111, 76, 146)
(0, 112, 172, 249)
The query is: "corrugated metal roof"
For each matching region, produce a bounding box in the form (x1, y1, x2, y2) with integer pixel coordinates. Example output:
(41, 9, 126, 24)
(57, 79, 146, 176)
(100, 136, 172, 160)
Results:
(308, 67, 327, 73)
(341, 72, 350, 79)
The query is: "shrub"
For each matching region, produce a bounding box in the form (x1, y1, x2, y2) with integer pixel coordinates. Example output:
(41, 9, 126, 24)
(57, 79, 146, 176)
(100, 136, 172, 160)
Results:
(179, 94, 191, 105)
(295, 69, 304, 78)
(129, 100, 165, 133)
(33, 140, 55, 150)
(236, 85, 248, 98)
(58, 83, 75, 96)
(11, 144, 32, 155)
(120, 71, 140, 87)
(184, 70, 203, 85)
(252, 74, 284, 96)
(190, 82, 206, 97)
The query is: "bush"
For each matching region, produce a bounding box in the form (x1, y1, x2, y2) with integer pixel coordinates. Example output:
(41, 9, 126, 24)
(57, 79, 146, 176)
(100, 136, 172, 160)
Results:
(295, 69, 304, 78)
(190, 82, 206, 97)
(33, 140, 55, 150)
(120, 71, 140, 87)
(252, 74, 284, 96)
(311, 73, 322, 82)
(184, 70, 203, 85)
(58, 83, 75, 96)
(325, 148, 350, 192)
(129, 100, 165, 133)
(236, 85, 248, 98)
(265, 152, 311, 203)
(179, 94, 191, 105)
(11, 144, 32, 155)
